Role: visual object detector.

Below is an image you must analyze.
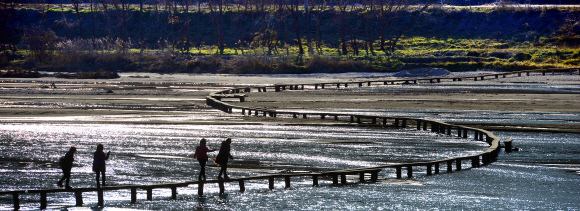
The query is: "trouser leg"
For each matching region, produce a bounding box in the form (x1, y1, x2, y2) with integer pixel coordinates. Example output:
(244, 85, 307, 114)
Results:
(220, 164, 228, 178)
(64, 171, 71, 186)
(198, 159, 207, 181)
(102, 172, 106, 186)
(95, 172, 100, 188)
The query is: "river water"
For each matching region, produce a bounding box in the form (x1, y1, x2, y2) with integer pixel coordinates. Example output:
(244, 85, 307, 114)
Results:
(1, 82, 580, 210)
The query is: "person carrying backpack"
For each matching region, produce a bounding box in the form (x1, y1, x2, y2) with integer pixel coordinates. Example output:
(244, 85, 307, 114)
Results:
(215, 138, 234, 180)
(57, 146, 76, 189)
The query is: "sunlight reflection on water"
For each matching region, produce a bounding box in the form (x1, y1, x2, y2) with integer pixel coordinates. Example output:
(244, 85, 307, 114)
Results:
(1, 114, 579, 210)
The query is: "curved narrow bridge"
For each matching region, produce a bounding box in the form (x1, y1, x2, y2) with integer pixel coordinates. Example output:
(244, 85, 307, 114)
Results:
(2, 67, 578, 209)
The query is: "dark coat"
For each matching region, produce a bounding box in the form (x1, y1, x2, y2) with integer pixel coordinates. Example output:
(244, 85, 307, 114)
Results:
(93, 150, 109, 172)
(60, 151, 75, 172)
(215, 141, 233, 165)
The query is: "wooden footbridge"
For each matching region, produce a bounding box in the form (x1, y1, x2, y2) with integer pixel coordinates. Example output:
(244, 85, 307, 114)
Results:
(2, 67, 577, 209)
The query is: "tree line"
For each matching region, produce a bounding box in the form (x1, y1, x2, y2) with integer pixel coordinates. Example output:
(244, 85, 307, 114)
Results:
(2, 0, 435, 57)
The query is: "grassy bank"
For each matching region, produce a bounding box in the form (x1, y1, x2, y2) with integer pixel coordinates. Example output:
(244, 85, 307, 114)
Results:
(1, 4, 579, 75)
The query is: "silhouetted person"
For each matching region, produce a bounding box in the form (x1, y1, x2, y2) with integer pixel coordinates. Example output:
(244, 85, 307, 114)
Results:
(93, 144, 110, 188)
(194, 138, 216, 181)
(215, 138, 234, 180)
(57, 146, 76, 189)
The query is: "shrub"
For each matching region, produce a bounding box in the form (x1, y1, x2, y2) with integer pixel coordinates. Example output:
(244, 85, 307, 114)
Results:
(56, 70, 119, 79)
(487, 51, 515, 59)
(563, 58, 580, 66)
(0, 69, 44, 78)
(225, 56, 273, 74)
(512, 52, 532, 61)
(272, 59, 301, 74)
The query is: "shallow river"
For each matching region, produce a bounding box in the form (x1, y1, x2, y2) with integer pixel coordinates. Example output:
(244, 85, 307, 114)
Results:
(1, 112, 579, 210)
(1, 80, 580, 210)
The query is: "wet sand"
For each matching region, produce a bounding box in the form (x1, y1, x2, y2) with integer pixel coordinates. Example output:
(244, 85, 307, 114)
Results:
(1, 72, 579, 132)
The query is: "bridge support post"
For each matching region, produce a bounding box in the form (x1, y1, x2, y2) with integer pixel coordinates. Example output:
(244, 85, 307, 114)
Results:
(341, 174, 347, 185)
(427, 164, 432, 175)
(40, 192, 47, 209)
(332, 174, 339, 185)
(285, 176, 291, 189)
(239, 180, 246, 193)
(472, 156, 480, 168)
(313, 175, 319, 186)
(396, 167, 402, 179)
(407, 165, 413, 178)
(13, 192, 20, 210)
(75, 191, 83, 206)
(131, 187, 137, 203)
(171, 187, 177, 200)
(269, 177, 275, 190)
(359, 172, 365, 183)
(371, 171, 378, 182)
(456, 158, 462, 171)
(146, 188, 152, 201)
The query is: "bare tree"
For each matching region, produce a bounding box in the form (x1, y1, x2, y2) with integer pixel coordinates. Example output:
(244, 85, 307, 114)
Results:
(312, 0, 329, 54)
(387, 2, 430, 52)
(335, 0, 349, 55)
(362, 0, 377, 55)
(208, 0, 226, 54)
(72, 0, 83, 38)
(285, 0, 304, 54)
(347, 3, 363, 56)
(99, 0, 112, 38)
(377, 0, 402, 51)
(1, 0, 19, 54)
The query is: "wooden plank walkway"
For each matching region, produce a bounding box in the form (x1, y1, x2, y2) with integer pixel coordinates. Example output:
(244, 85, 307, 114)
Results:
(6, 68, 577, 209)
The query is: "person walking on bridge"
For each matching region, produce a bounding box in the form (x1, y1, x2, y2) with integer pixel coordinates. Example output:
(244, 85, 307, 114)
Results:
(93, 144, 111, 188)
(194, 138, 216, 181)
(215, 138, 234, 180)
(57, 146, 76, 189)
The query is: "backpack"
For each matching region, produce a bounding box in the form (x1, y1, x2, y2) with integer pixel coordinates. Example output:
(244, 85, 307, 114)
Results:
(58, 156, 66, 167)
